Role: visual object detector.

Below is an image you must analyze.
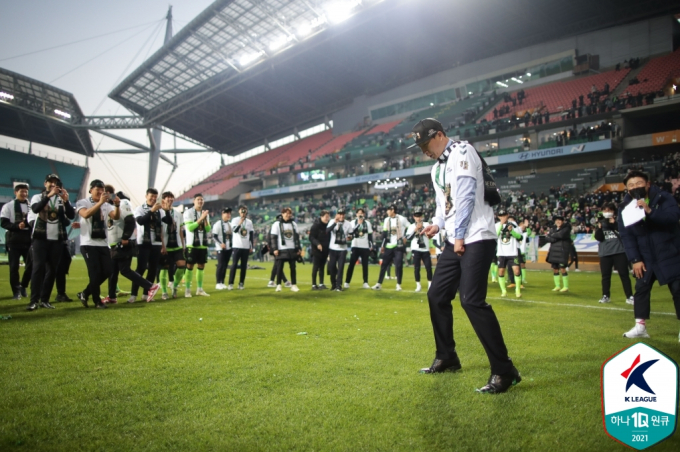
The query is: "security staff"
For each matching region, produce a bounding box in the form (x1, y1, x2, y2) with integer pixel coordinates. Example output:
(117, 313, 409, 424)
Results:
(228, 205, 254, 290)
(344, 208, 373, 289)
(1, 184, 32, 299)
(404, 206, 432, 292)
(327, 208, 352, 292)
(413, 118, 521, 394)
(213, 208, 234, 290)
(28, 174, 76, 311)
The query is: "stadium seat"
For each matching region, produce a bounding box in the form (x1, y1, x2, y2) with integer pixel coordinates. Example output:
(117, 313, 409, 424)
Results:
(620, 48, 680, 98)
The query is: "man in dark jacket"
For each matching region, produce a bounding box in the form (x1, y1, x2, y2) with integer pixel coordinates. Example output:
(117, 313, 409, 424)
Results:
(618, 171, 680, 339)
(309, 210, 330, 290)
(545, 215, 571, 292)
(594, 203, 633, 304)
(0, 184, 33, 299)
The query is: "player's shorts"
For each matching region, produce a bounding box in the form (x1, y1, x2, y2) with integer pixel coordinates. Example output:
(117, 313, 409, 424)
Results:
(187, 247, 208, 265)
(551, 263, 567, 270)
(161, 248, 185, 266)
(517, 252, 526, 265)
(498, 255, 520, 268)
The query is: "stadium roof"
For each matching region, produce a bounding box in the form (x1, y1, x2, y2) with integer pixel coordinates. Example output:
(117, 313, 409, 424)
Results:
(0, 67, 94, 156)
(110, 0, 679, 156)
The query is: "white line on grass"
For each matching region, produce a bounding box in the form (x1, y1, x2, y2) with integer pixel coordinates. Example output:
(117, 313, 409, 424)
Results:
(242, 276, 678, 316)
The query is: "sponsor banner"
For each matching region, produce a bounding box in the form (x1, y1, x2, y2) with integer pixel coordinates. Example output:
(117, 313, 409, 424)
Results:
(485, 139, 611, 166)
(652, 130, 679, 146)
(601, 343, 678, 450)
(539, 233, 598, 253)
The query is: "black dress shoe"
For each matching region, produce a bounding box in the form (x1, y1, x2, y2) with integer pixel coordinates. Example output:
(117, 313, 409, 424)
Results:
(26, 302, 38, 311)
(40, 301, 56, 309)
(12, 291, 22, 300)
(476, 367, 522, 394)
(318, 284, 327, 290)
(56, 294, 73, 302)
(95, 303, 108, 309)
(20, 286, 28, 298)
(420, 357, 462, 374)
(77, 292, 88, 308)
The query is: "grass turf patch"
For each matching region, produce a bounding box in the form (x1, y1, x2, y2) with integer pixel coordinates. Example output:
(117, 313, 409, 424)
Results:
(1, 259, 678, 451)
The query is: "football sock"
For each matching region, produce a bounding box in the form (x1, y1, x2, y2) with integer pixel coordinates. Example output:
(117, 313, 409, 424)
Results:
(159, 269, 168, 294)
(636, 319, 646, 327)
(515, 275, 521, 296)
(553, 274, 561, 288)
(491, 263, 498, 280)
(197, 269, 204, 289)
(498, 276, 507, 293)
(562, 274, 569, 289)
(521, 268, 527, 283)
(173, 268, 185, 288)
(116, 284, 121, 292)
(185, 269, 193, 290)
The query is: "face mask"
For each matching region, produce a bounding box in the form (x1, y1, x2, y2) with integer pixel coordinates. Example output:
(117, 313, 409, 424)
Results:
(602, 212, 613, 219)
(629, 187, 647, 199)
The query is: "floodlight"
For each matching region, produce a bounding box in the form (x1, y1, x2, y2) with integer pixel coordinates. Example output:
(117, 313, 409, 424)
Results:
(325, 1, 361, 24)
(526, 72, 532, 76)
(54, 109, 71, 119)
(0, 91, 14, 100)
(239, 52, 263, 67)
(297, 22, 312, 37)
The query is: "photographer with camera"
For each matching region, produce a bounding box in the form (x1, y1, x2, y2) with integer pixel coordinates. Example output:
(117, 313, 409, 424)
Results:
(270, 207, 301, 292)
(310, 210, 330, 290)
(1, 183, 32, 300)
(345, 208, 373, 289)
(327, 208, 353, 292)
(372, 205, 410, 291)
(594, 203, 633, 304)
(618, 171, 680, 339)
(405, 207, 432, 292)
(228, 205, 254, 290)
(27, 174, 75, 311)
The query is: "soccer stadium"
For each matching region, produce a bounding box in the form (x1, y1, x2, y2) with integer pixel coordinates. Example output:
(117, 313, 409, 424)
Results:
(2, 0, 680, 450)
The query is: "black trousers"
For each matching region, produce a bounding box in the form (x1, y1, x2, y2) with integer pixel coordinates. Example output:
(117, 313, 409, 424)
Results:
(413, 250, 433, 282)
(7, 244, 31, 291)
(599, 253, 632, 298)
(427, 241, 514, 375)
(132, 245, 161, 296)
(30, 239, 63, 304)
(276, 258, 296, 285)
(345, 248, 369, 284)
(109, 252, 152, 299)
(228, 248, 249, 285)
(55, 243, 72, 296)
(270, 260, 288, 282)
(215, 249, 233, 284)
(328, 249, 347, 289)
(312, 252, 328, 285)
(378, 248, 404, 284)
(81, 246, 112, 304)
(633, 273, 680, 320)
(569, 244, 579, 269)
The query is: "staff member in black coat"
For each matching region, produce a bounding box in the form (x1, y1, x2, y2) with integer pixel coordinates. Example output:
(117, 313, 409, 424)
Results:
(310, 210, 330, 290)
(594, 203, 633, 304)
(545, 215, 571, 293)
(618, 171, 680, 339)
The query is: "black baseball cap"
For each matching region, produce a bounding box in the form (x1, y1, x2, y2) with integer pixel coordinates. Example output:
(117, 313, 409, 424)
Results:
(413, 206, 424, 216)
(409, 118, 445, 148)
(89, 179, 104, 189)
(553, 215, 565, 221)
(497, 209, 509, 216)
(222, 207, 232, 213)
(45, 173, 61, 182)
(337, 208, 345, 214)
(116, 191, 130, 201)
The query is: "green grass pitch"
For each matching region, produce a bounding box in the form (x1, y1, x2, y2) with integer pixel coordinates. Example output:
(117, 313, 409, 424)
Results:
(1, 258, 678, 451)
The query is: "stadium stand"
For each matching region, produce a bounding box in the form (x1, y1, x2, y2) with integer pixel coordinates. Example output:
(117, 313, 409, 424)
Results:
(0, 148, 86, 193)
(620, 48, 680, 98)
(483, 69, 631, 122)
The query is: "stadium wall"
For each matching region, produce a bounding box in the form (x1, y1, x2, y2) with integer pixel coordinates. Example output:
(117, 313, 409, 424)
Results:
(332, 16, 674, 134)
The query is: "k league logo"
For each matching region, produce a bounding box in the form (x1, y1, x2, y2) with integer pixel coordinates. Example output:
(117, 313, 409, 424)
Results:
(602, 343, 678, 450)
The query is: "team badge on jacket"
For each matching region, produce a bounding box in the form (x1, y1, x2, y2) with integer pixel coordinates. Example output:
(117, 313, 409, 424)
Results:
(601, 342, 678, 450)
